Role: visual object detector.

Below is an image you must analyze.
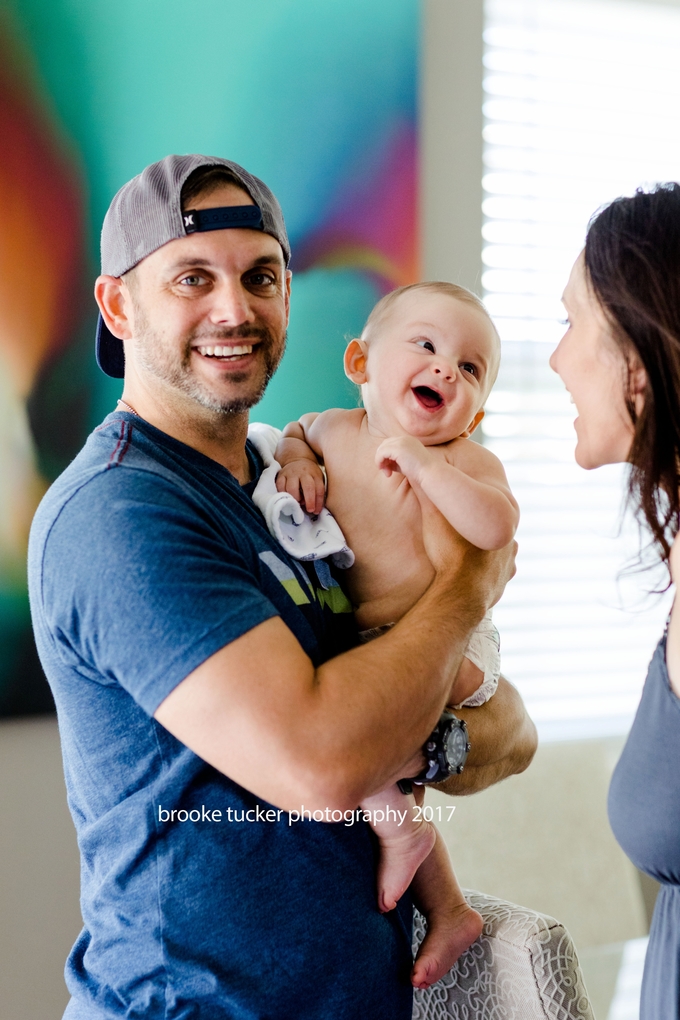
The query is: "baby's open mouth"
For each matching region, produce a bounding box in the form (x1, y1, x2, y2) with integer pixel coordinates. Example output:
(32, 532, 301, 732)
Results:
(413, 386, 444, 410)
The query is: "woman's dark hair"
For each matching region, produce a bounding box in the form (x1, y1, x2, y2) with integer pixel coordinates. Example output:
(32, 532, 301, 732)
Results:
(585, 182, 680, 565)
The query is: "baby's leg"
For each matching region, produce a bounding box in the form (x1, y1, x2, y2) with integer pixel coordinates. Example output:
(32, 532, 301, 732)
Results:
(450, 610, 501, 708)
(361, 784, 436, 913)
(411, 828, 483, 990)
(449, 655, 484, 707)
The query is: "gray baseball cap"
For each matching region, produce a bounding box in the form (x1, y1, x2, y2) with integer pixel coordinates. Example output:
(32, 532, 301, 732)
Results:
(96, 154, 290, 378)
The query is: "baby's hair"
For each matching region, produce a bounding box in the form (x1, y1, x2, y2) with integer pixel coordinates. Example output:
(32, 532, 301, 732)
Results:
(360, 281, 499, 343)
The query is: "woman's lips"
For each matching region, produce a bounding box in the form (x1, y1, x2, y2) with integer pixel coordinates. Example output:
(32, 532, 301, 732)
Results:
(412, 386, 444, 411)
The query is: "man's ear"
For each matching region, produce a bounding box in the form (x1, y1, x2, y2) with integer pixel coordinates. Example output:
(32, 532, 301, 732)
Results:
(94, 276, 135, 340)
(284, 270, 292, 325)
(460, 409, 485, 438)
(344, 339, 368, 384)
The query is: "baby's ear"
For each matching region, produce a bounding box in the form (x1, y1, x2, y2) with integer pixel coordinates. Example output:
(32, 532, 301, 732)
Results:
(460, 409, 485, 438)
(344, 339, 368, 384)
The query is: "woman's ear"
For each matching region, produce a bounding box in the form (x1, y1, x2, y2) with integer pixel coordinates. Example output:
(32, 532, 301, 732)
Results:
(460, 409, 485, 438)
(344, 339, 369, 384)
(628, 354, 647, 419)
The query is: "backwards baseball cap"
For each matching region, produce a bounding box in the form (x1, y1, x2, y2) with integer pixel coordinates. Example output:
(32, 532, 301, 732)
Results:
(96, 154, 290, 378)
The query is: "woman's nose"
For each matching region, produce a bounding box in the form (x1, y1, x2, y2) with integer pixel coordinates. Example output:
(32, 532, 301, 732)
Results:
(549, 344, 560, 374)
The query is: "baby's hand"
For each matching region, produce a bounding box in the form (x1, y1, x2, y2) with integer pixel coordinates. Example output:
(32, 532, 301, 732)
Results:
(376, 436, 435, 486)
(276, 459, 326, 516)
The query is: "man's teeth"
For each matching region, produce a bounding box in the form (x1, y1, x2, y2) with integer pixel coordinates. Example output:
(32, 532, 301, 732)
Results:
(196, 344, 253, 357)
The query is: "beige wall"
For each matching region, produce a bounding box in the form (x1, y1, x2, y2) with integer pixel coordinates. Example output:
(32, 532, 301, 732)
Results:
(0, 717, 80, 1019)
(427, 737, 648, 952)
(421, 0, 484, 291)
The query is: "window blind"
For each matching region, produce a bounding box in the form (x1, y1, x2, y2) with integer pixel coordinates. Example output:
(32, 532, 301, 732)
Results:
(482, 0, 680, 739)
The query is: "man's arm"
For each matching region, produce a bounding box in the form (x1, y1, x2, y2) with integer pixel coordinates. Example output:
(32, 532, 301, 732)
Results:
(434, 676, 537, 796)
(155, 500, 517, 814)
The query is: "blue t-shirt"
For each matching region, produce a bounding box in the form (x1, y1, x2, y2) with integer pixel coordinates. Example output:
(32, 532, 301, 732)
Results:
(28, 411, 414, 1020)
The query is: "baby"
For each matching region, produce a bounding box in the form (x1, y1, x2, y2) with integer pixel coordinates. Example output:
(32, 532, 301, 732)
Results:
(269, 282, 518, 988)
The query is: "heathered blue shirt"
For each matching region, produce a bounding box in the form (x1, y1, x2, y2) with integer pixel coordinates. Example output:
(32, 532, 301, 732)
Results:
(609, 634, 680, 1020)
(28, 411, 413, 1020)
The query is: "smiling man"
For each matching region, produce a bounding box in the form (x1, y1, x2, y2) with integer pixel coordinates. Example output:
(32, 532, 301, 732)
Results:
(27, 155, 534, 1020)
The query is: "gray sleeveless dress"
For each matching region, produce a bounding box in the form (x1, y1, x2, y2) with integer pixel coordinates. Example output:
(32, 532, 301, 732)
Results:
(608, 635, 680, 1019)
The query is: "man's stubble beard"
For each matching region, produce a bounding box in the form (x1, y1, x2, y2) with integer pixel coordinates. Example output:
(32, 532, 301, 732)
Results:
(132, 306, 286, 415)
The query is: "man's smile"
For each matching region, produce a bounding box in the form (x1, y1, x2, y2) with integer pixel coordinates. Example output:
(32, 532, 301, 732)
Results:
(194, 343, 255, 360)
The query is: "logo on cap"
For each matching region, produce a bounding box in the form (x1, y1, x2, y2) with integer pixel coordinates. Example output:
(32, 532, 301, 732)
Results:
(183, 205, 264, 234)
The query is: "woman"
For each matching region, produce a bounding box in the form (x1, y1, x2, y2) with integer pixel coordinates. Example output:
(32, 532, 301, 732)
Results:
(550, 183, 680, 1019)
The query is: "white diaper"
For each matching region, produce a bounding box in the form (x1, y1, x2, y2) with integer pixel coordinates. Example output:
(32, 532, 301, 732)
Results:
(359, 612, 500, 708)
(454, 610, 500, 708)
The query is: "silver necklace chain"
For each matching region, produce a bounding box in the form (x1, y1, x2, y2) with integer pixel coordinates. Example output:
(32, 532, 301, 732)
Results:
(117, 399, 139, 417)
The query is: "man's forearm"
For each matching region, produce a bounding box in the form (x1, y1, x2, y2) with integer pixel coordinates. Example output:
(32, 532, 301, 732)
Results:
(433, 677, 537, 796)
(311, 567, 487, 804)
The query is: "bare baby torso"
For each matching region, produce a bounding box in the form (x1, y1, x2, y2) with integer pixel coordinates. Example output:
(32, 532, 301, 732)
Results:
(318, 408, 459, 630)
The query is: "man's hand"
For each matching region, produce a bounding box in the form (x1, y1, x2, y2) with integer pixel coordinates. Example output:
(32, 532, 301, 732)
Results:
(433, 677, 537, 796)
(417, 488, 517, 615)
(275, 459, 326, 516)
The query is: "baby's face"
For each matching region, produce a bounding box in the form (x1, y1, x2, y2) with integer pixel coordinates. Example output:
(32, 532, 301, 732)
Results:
(358, 291, 500, 444)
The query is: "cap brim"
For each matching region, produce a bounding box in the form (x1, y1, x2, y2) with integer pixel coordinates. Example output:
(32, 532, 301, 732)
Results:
(96, 314, 125, 378)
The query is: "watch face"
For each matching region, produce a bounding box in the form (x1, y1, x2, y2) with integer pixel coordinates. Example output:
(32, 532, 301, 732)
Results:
(444, 722, 468, 770)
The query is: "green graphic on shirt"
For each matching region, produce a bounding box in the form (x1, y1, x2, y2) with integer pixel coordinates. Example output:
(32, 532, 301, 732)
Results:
(317, 585, 353, 614)
(258, 551, 352, 613)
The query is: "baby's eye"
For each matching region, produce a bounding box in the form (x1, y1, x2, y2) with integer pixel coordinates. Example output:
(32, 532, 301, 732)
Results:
(416, 339, 436, 353)
(461, 363, 477, 376)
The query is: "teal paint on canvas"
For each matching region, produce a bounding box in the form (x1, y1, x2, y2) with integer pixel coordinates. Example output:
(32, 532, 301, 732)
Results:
(0, 0, 419, 713)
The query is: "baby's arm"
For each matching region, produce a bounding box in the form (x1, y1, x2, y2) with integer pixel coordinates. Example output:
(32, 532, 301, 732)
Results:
(275, 413, 326, 515)
(377, 437, 519, 550)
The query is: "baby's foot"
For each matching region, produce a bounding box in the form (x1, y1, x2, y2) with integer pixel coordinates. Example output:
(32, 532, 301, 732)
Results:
(377, 822, 437, 913)
(411, 901, 483, 990)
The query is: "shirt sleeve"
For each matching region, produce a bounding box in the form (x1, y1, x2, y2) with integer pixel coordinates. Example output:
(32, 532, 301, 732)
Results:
(39, 467, 279, 716)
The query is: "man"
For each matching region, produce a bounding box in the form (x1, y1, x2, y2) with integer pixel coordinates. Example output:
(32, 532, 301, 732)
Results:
(28, 154, 535, 1019)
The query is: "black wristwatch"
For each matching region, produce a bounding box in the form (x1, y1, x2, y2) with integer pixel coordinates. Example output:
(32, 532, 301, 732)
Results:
(398, 712, 470, 794)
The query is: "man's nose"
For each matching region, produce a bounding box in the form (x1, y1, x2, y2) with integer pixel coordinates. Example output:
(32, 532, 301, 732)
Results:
(208, 280, 256, 327)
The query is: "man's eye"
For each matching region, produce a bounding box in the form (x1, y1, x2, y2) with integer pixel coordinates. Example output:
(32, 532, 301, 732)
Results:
(416, 339, 436, 353)
(246, 272, 275, 288)
(179, 274, 206, 287)
(461, 363, 477, 376)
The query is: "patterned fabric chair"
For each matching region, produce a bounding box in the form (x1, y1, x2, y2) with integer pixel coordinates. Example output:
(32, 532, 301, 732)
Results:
(412, 890, 595, 1020)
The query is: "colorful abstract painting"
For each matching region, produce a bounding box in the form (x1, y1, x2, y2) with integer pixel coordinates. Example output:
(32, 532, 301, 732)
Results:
(0, 0, 419, 714)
